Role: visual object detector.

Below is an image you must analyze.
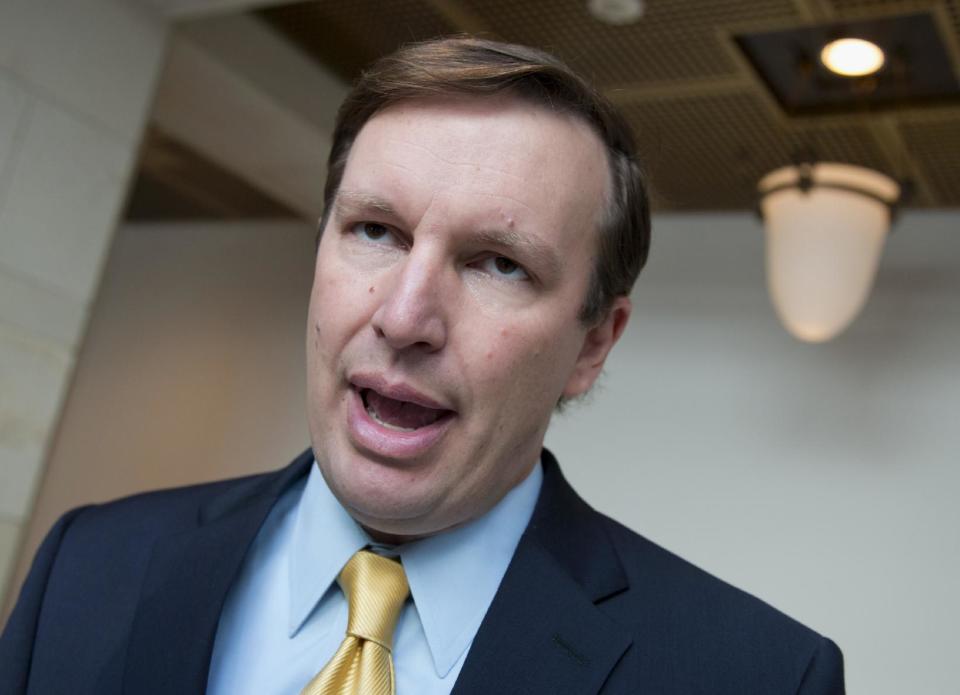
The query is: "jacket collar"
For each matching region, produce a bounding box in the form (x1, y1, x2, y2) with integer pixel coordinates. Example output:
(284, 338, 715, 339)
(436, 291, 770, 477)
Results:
(121, 449, 314, 694)
(121, 448, 631, 694)
(527, 449, 629, 602)
(451, 449, 633, 695)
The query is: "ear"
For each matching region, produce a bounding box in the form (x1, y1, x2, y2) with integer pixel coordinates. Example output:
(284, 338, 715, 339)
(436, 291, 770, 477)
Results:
(562, 296, 631, 399)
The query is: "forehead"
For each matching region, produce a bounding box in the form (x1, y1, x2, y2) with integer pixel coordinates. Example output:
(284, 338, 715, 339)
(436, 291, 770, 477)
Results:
(339, 95, 610, 247)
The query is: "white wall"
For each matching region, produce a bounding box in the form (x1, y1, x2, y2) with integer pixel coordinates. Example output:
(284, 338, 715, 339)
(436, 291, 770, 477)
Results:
(546, 210, 960, 695)
(7, 210, 960, 695)
(0, 0, 167, 601)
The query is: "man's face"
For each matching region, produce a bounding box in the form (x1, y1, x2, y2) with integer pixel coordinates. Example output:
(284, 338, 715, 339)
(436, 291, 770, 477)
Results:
(306, 94, 629, 540)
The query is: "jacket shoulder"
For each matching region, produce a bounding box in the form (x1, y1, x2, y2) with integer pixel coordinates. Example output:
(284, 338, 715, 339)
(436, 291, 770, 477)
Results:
(65, 467, 279, 541)
(0, 456, 312, 695)
(597, 515, 844, 693)
(21, 467, 285, 621)
(63, 445, 315, 545)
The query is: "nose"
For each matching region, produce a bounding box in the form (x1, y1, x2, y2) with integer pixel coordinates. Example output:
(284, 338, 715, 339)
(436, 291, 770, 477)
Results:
(370, 249, 448, 353)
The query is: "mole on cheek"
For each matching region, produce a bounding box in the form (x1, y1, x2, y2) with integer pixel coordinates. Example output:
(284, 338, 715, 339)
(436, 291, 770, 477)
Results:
(368, 286, 375, 294)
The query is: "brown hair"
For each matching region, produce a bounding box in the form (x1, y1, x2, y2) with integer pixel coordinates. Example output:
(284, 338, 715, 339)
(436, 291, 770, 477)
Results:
(320, 36, 650, 325)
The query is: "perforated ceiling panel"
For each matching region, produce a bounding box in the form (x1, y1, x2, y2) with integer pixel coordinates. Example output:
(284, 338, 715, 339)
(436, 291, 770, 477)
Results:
(899, 115, 960, 204)
(255, 0, 960, 211)
(457, 0, 802, 85)
(257, 0, 456, 83)
(625, 90, 895, 209)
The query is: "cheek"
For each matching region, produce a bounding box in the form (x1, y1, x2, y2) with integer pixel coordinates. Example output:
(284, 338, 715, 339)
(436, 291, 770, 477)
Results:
(496, 320, 574, 365)
(310, 259, 382, 336)
(476, 323, 565, 404)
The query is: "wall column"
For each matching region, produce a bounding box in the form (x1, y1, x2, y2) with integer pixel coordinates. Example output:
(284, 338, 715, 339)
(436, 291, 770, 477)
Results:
(0, 0, 168, 604)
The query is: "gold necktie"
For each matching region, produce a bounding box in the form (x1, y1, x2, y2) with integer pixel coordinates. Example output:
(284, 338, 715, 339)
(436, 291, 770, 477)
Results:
(300, 550, 410, 695)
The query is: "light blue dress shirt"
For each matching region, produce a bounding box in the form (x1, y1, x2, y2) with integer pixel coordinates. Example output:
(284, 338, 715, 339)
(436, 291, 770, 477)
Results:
(208, 458, 543, 695)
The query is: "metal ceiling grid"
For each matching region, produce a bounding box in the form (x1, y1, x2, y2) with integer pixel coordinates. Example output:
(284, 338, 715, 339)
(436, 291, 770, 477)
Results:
(624, 89, 893, 209)
(828, 0, 960, 61)
(244, 0, 960, 212)
(458, 0, 803, 85)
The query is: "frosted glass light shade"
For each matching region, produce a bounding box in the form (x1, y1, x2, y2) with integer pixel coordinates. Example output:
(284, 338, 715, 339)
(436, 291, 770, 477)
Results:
(758, 163, 900, 342)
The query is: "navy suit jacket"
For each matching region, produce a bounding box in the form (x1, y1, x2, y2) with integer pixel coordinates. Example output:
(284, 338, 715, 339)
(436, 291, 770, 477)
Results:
(1, 448, 844, 694)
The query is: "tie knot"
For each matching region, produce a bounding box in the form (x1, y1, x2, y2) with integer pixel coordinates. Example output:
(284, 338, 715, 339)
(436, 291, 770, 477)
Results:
(338, 550, 410, 649)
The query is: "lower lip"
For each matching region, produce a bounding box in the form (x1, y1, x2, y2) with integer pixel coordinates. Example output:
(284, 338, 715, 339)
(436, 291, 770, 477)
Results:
(346, 388, 454, 460)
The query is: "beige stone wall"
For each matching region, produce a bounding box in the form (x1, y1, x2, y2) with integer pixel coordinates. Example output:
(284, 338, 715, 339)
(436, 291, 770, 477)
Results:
(5, 219, 315, 614)
(0, 0, 167, 603)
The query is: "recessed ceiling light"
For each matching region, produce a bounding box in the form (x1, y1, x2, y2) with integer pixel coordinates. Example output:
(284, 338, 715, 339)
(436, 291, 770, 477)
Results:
(820, 37, 886, 77)
(587, 0, 645, 26)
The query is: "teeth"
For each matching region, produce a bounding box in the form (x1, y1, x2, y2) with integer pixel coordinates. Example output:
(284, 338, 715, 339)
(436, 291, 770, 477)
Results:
(366, 400, 418, 432)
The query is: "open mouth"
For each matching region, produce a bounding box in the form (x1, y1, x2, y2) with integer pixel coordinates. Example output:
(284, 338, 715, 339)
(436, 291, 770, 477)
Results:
(359, 388, 453, 432)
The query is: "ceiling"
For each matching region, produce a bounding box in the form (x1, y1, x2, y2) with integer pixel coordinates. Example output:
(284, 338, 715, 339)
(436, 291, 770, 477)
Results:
(129, 0, 960, 217)
(126, 127, 296, 220)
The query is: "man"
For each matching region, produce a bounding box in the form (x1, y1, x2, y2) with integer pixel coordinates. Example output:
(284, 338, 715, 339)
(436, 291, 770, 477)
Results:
(1, 37, 844, 694)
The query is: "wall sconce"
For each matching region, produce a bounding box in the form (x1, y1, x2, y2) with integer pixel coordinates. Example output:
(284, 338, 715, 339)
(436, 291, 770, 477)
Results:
(758, 162, 901, 342)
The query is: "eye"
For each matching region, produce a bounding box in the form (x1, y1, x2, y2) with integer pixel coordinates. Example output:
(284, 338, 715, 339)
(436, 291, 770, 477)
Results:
(476, 255, 530, 281)
(351, 222, 399, 245)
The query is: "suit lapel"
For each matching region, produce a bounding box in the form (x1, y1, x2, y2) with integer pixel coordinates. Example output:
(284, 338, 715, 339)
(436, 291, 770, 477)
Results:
(121, 451, 314, 694)
(119, 448, 626, 693)
(452, 450, 633, 694)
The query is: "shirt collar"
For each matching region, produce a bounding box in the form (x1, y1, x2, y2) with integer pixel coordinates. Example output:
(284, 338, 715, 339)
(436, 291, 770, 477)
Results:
(288, 463, 369, 637)
(288, 458, 543, 677)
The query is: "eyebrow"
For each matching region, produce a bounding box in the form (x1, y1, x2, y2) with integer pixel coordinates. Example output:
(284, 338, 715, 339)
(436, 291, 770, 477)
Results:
(334, 190, 397, 219)
(334, 190, 563, 278)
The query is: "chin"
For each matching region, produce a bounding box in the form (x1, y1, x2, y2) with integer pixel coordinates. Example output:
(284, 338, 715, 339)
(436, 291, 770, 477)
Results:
(346, 492, 452, 541)
(322, 452, 447, 529)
